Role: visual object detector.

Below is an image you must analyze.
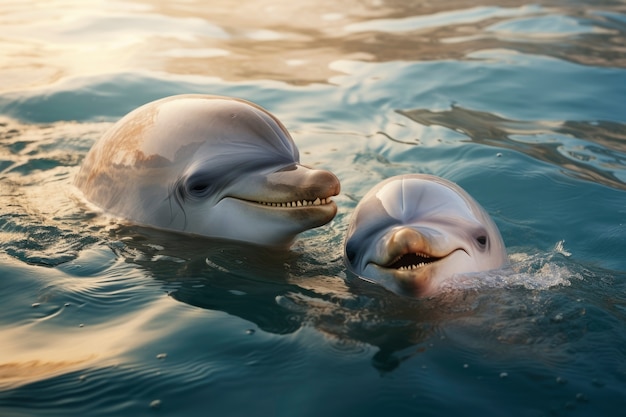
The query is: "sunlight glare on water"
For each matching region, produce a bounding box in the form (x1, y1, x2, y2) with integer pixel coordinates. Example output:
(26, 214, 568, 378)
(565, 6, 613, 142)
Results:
(1, 0, 626, 416)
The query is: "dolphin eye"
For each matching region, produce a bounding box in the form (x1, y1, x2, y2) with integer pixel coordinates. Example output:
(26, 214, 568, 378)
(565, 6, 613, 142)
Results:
(191, 184, 209, 193)
(187, 182, 211, 197)
(345, 241, 357, 264)
(476, 235, 488, 247)
(183, 177, 214, 199)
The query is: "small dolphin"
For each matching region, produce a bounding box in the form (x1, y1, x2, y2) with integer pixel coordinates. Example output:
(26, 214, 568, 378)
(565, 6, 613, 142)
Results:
(344, 174, 507, 297)
(75, 94, 340, 247)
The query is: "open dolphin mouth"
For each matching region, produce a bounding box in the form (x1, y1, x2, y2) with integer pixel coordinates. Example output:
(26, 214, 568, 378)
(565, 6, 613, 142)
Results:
(254, 196, 334, 208)
(386, 252, 444, 270)
(381, 249, 469, 271)
(226, 163, 340, 212)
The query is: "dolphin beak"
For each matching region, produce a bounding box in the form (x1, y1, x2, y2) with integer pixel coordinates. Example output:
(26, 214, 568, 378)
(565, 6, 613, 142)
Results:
(379, 227, 448, 268)
(229, 163, 340, 229)
(264, 164, 341, 203)
(362, 227, 445, 295)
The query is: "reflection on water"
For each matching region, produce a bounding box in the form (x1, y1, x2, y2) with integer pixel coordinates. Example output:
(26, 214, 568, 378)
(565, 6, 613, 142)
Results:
(0, 246, 179, 390)
(399, 105, 626, 189)
(0, 118, 105, 266)
(103, 224, 590, 375)
(2, 0, 626, 92)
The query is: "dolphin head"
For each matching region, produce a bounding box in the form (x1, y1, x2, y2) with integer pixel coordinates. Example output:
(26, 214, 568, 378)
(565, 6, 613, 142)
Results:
(75, 94, 340, 247)
(344, 174, 507, 297)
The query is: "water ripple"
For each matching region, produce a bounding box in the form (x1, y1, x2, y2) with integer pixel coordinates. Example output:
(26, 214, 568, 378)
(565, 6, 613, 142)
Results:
(345, 5, 540, 34)
(398, 106, 626, 190)
(0, 1, 625, 415)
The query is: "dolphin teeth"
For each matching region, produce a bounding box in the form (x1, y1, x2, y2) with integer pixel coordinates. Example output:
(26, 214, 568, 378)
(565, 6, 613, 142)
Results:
(391, 252, 442, 271)
(255, 197, 333, 207)
(399, 263, 427, 271)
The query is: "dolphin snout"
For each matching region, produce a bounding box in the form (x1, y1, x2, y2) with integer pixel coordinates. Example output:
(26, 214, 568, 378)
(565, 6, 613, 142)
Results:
(298, 165, 341, 197)
(385, 227, 442, 255)
(268, 164, 340, 199)
(388, 227, 427, 249)
(376, 226, 455, 268)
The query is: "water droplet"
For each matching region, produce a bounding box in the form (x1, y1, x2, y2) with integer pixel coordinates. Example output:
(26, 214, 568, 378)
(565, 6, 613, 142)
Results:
(575, 393, 588, 402)
(591, 378, 605, 388)
(156, 353, 167, 360)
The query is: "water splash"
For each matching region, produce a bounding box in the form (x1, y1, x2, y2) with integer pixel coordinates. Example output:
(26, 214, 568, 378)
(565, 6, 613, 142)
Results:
(439, 241, 581, 293)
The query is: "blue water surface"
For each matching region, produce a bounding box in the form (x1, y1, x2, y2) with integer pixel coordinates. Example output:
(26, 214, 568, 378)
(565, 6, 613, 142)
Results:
(1, 1, 625, 416)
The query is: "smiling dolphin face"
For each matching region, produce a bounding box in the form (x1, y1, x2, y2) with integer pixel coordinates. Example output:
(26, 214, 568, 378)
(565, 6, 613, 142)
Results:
(74, 94, 340, 247)
(344, 174, 507, 297)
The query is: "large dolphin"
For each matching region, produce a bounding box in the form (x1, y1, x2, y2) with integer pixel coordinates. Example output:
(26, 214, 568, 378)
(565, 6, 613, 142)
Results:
(344, 174, 507, 297)
(74, 94, 340, 247)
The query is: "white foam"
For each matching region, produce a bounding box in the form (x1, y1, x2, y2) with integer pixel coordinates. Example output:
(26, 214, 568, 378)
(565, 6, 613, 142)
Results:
(438, 241, 580, 292)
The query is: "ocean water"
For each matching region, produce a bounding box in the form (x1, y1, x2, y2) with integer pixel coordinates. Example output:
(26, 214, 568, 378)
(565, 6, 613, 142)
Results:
(1, 0, 625, 416)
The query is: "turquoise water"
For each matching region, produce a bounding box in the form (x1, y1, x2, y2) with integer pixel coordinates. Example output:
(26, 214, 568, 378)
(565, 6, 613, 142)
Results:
(1, 1, 625, 416)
